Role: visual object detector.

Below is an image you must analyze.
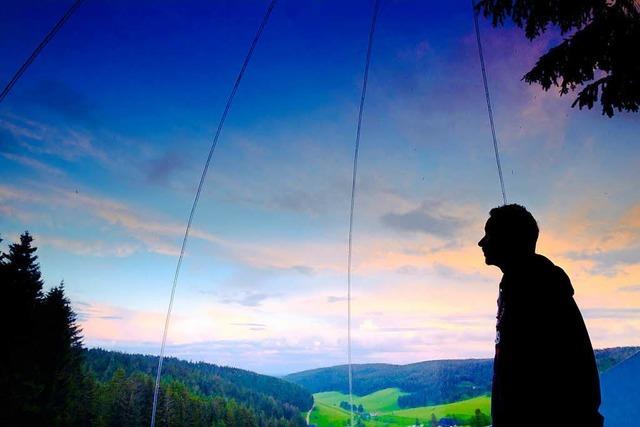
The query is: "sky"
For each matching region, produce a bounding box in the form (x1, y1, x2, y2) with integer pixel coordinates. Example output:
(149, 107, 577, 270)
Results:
(1, 0, 639, 376)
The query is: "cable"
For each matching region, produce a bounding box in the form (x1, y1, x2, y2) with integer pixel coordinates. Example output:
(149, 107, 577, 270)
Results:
(0, 0, 85, 104)
(149, 1, 278, 425)
(346, 0, 381, 425)
(472, 0, 507, 205)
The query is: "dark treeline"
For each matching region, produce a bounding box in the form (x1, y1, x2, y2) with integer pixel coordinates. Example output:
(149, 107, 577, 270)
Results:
(0, 232, 311, 426)
(84, 348, 313, 425)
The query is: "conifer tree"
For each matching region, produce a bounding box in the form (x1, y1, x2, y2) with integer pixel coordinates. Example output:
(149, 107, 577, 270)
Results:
(39, 282, 85, 424)
(0, 232, 45, 424)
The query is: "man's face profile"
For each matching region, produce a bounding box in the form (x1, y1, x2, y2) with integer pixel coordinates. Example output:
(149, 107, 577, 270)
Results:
(478, 218, 502, 266)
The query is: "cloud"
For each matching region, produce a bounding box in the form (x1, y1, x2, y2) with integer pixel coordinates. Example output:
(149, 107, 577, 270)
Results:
(0, 115, 108, 164)
(230, 323, 266, 328)
(289, 265, 315, 275)
(84, 338, 345, 375)
(145, 150, 189, 185)
(74, 301, 126, 322)
(0, 152, 66, 177)
(327, 296, 348, 303)
(71, 263, 637, 375)
(221, 292, 280, 307)
(82, 330, 494, 375)
(381, 201, 468, 237)
(538, 203, 640, 277)
(38, 235, 138, 258)
(619, 285, 640, 293)
(230, 322, 267, 331)
(0, 183, 224, 257)
(216, 164, 349, 217)
(267, 190, 334, 215)
(565, 247, 640, 276)
(0, 180, 491, 285)
(86, 317, 498, 374)
(582, 308, 640, 320)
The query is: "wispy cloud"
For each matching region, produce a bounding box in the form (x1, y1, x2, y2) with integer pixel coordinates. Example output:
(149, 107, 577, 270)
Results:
(583, 308, 640, 320)
(0, 152, 66, 177)
(539, 203, 640, 278)
(1, 115, 108, 164)
(381, 201, 467, 237)
(230, 322, 267, 331)
(221, 292, 280, 307)
(619, 285, 640, 293)
(74, 301, 126, 322)
(565, 247, 640, 277)
(0, 182, 224, 256)
(38, 235, 138, 258)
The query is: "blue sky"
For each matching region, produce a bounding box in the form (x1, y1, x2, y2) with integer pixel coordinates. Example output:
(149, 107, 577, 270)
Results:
(1, 0, 640, 375)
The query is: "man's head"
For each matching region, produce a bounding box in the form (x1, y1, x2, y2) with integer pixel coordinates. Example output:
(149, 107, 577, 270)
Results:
(478, 204, 539, 269)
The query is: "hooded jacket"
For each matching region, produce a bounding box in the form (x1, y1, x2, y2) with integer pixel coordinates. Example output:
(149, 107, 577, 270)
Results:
(491, 254, 603, 427)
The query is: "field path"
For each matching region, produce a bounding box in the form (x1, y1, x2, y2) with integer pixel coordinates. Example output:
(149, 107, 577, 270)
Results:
(306, 403, 314, 425)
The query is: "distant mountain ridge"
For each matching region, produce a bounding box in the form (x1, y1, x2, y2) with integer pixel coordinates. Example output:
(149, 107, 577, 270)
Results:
(284, 346, 639, 408)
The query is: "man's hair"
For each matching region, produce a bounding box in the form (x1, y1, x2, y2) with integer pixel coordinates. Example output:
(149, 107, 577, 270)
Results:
(488, 204, 539, 252)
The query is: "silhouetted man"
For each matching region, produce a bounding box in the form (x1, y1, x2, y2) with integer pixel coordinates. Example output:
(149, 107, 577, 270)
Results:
(478, 204, 603, 427)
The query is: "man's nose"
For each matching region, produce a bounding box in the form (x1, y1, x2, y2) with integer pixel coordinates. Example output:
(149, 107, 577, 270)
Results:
(478, 236, 485, 247)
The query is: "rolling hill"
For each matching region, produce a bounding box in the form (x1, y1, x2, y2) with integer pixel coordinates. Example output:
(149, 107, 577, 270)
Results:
(286, 346, 639, 408)
(286, 359, 492, 407)
(314, 388, 408, 413)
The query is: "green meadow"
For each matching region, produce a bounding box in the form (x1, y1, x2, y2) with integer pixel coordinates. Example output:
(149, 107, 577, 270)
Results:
(313, 388, 409, 413)
(393, 395, 491, 419)
(310, 388, 491, 426)
(310, 401, 351, 425)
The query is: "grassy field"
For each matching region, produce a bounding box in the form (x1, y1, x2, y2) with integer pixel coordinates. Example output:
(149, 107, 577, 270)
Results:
(309, 402, 351, 425)
(311, 390, 491, 426)
(313, 388, 408, 413)
(393, 395, 491, 419)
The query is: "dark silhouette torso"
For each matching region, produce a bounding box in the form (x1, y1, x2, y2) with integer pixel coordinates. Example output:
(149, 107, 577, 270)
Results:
(491, 254, 603, 427)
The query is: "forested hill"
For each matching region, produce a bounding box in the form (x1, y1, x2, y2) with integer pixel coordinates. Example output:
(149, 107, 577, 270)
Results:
(85, 348, 313, 412)
(284, 346, 639, 408)
(287, 359, 493, 408)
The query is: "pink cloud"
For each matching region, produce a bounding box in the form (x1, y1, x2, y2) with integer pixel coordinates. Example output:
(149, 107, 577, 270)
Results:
(38, 235, 137, 257)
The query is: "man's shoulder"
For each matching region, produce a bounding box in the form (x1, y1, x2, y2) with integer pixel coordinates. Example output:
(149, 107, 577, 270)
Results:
(521, 254, 575, 298)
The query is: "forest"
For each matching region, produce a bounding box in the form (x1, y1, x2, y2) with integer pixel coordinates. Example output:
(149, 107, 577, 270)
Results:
(0, 232, 311, 426)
